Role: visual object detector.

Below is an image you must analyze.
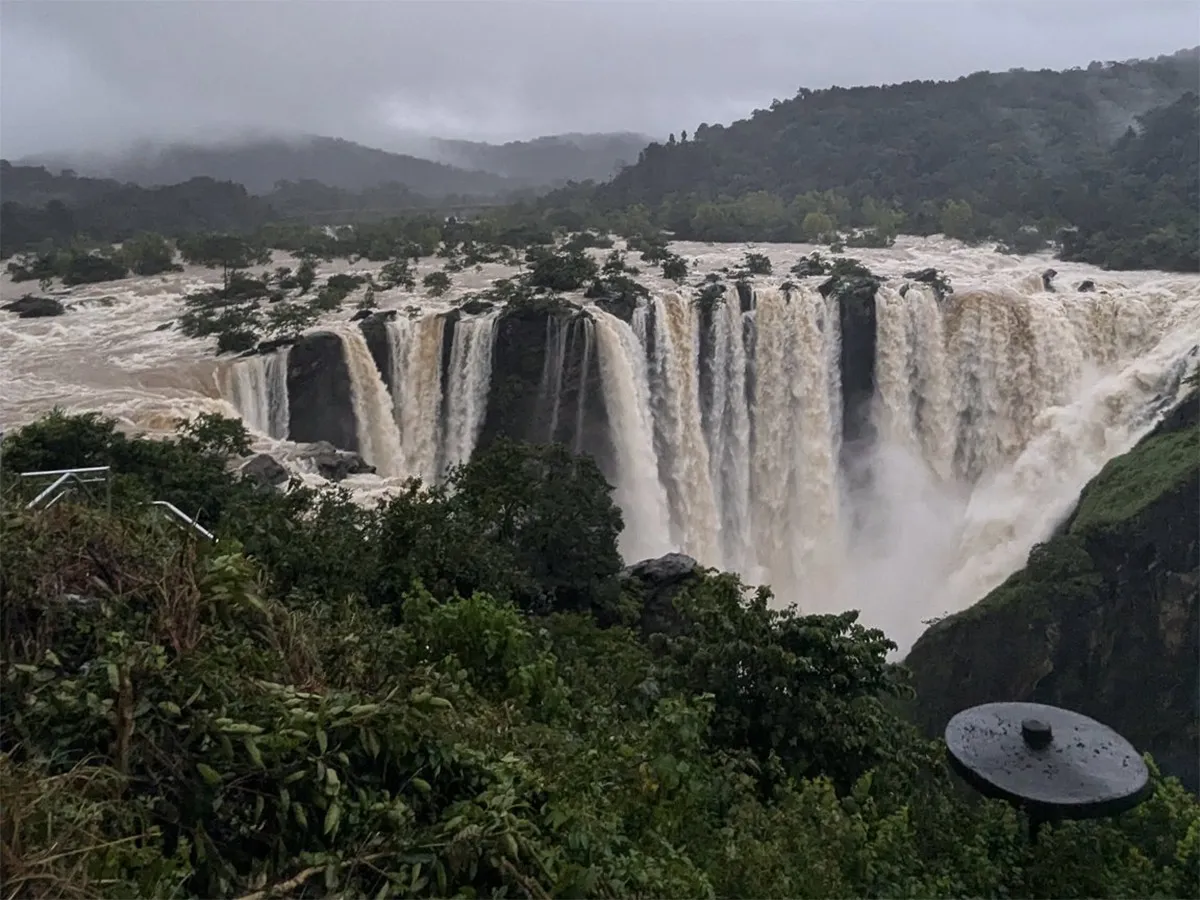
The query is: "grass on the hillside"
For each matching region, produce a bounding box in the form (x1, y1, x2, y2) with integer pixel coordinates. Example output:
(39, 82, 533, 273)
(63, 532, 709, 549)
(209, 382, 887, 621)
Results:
(1070, 425, 1199, 534)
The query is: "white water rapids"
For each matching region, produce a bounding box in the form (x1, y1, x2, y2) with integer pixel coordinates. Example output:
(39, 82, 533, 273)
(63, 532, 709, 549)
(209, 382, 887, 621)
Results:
(3, 237, 1197, 653)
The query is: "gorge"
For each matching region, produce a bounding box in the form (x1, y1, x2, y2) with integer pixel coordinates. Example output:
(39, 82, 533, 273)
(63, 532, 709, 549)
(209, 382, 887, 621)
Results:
(4, 237, 1195, 656)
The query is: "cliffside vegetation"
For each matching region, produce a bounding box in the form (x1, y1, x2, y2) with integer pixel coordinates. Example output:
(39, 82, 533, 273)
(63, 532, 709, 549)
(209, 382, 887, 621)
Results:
(2, 410, 1199, 899)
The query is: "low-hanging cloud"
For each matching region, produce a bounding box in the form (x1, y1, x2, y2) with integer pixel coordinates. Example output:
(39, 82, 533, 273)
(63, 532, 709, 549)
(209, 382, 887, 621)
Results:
(1, 0, 1194, 157)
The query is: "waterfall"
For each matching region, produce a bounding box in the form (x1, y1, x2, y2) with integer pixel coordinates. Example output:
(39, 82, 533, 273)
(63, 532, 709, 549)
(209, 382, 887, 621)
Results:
(386, 313, 446, 483)
(747, 286, 843, 597)
(226, 348, 290, 439)
(337, 327, 404, 477)
(571, 317, 594, 454)
(579, 275, 1197, 654)
(646, 294, 721, 563)
(592, 308, 674, 561)
(537, 315, 571, 443)
(441, 310, 500, 476)
(303, 264, 1194, 656)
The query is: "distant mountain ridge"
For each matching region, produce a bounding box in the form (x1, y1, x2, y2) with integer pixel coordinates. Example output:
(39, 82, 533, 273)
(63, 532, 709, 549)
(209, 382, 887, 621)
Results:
(430, 132, 654, 186)
(20, 136, 517, 198)
(17, 130, 654, 199)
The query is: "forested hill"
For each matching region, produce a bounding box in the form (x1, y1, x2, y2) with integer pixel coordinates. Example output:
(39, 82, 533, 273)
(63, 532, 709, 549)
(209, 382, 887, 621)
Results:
(22, 136, 517, 198)
(431, 132, 653, 187)
(586, 49, 1199, 270)
(0, 162, 503, 256)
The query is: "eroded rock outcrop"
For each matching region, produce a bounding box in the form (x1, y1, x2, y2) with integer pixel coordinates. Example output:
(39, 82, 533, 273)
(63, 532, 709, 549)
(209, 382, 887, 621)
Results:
(478, 304, 613, 476)
(619, 553, 701, 639)
(358, 310, 396, 393)
(286, 331, 358, 451)
(905, 391, 1200, 790)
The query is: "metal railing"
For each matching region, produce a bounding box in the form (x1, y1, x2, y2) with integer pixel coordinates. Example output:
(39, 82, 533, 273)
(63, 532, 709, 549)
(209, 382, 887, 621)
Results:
(149, 501, 216, 542)
(11, 464, 215, 541)
(20, 466, 112, 514)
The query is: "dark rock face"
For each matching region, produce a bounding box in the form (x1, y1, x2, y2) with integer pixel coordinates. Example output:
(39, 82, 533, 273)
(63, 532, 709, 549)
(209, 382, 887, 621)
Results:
(1077, 280, 1096, 293)
(1041, 268, 1058, 291)
(906, 393, 1200, 791)
(459, 298, 495, 316)
(292, 441, 375, 481)
(240, 453, 289, 489)
(2, 295, 65, 318)
(903, 267, 941, 284)
(823, 274, 882, 463)
(735, 280, 754, 313)
(593, 293, 638, 323)
(286, 331, 358, 452)
(254, 336, 298, 356)
(619, 553, 700, 639)
(358, 310, 396, 392)
(478, 305, 614, 477)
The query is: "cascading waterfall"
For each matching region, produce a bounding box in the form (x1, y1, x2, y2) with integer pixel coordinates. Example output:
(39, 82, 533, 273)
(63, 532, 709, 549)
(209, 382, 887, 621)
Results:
(440, 310, 501, 476)
(386, 313, 447, 483)
(580, 274, 1197, 653)
(537, 315, 571, 443)
(337, 327, 404, 477)
(225, 348, 290, 439)
(704, 294, 754, 574)
(570, 317, 594, 454)
(646, 294, 722, 563)
(6, 239, 1196, 659)
(591, 308, 674, 561)
(746, 286, 843, 595)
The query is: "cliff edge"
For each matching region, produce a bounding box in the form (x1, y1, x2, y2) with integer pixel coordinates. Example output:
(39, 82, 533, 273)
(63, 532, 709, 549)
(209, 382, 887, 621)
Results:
(906, 390, 1199, 789)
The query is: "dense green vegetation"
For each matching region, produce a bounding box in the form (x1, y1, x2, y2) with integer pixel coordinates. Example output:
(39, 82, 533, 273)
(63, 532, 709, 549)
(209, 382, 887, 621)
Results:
(2, 410, 1198, 898)
(4, 51, 1195, 272)
(571, 51, 1199, 270)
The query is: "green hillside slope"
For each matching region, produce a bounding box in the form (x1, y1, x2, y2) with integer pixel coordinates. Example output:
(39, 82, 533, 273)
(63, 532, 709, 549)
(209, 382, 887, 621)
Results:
(579, 49, 1199, 269)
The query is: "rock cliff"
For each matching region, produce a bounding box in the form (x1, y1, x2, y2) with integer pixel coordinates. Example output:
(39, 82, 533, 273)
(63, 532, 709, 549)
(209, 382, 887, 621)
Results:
(477, 303, 614, 477)
(905, 391, 1200, 790)
(285, 331, 358, 451)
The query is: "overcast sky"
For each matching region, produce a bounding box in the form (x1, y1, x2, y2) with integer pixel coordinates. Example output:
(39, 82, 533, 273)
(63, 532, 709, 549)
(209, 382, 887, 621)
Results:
(1, 0, 1196, 157)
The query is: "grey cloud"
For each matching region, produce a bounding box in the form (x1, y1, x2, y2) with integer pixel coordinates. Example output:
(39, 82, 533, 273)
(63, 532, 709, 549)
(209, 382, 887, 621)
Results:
(1, 0, 1195, 157)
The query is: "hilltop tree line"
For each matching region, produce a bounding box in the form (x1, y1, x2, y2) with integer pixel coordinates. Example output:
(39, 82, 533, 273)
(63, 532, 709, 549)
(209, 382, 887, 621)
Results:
(568, 54, 1198, 271)
(2, 52, 1197, 272)
(2, 409, 1198, 898)
(0, 163, 521, 260)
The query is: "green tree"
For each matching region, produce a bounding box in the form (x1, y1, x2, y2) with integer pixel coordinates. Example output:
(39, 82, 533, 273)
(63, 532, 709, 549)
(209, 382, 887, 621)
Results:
(178, 233, 271, 288)
(662, 254, 688, 282)
(120, 232, 182, 276)
(940, 199, 976, 241)
(801, 211, 835, 241)
(423, 270, 452, 297)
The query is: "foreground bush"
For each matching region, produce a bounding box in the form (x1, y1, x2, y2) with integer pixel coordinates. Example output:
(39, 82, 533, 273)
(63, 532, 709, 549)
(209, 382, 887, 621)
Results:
(1, 413, 1197, 898)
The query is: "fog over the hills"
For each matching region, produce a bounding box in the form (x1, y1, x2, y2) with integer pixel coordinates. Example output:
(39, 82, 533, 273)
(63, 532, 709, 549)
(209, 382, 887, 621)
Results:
(1, 0, 1196, 158)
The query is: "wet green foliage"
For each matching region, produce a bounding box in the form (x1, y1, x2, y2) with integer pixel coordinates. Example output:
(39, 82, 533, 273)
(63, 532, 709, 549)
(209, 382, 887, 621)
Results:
(2, 412, 1198, 899)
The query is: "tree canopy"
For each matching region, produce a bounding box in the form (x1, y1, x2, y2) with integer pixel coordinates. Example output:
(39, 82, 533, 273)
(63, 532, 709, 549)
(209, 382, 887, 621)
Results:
(1, 410, 1198, 898)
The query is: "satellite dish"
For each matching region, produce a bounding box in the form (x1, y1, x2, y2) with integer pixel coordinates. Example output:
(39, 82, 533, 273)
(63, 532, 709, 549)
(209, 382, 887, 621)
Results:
(944, 701, 1152, 842)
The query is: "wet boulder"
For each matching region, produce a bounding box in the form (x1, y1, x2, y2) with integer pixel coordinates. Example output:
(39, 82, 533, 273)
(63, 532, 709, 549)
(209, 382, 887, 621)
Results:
(240, 453, 289, 489)
(619, 553, 701, 639)
(293, 441, 375, 482)
(2, 294, 65, 318)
